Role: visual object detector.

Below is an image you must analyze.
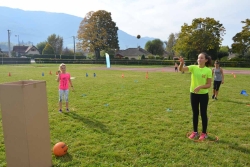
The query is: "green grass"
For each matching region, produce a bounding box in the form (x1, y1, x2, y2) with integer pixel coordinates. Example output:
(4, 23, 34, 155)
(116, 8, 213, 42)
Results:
(0, 64, 250, 166)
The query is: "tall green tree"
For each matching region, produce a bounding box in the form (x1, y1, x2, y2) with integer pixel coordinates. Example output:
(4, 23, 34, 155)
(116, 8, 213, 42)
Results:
(145, 39, 165, 56)
(42, 43, 54, 54)
(77, 10, 119, 59)
(217, 46, 229, 60)
(47, 34, 63, 55)
(166, 33, 176, 57)
(36, 41, 46, 54)
(231, 19, 250, 57)
(174, 17, 226, 60)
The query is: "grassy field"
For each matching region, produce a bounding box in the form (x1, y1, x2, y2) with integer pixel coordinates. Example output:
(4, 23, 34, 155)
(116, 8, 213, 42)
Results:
(0, 64, 250, 166)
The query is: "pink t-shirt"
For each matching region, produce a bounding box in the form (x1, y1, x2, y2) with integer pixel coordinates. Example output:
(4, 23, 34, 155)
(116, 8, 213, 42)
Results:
(59, 73, 71, 90)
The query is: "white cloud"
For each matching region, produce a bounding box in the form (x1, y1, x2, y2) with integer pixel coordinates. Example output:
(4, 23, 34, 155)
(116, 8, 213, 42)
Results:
(0, 0, 249, 46)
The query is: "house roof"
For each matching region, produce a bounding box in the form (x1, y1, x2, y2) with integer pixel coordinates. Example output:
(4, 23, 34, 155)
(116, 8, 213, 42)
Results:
(13, 45, 38, 53)
(13, 46, 28, 53)
(117, 47, 152, 56)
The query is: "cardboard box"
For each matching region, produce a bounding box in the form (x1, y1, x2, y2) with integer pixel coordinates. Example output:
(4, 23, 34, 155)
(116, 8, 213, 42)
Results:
(0, 81, 52, 167)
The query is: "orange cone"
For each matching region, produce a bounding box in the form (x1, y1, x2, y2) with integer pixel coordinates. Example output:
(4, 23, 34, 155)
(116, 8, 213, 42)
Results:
(234, 74, 236, 78)
(146, 71, 148, 79)
(122, 74, 124, 78)
(8, 72, 11, 76)
(49, 71, 52, 75)
(56, 71, 58, 75)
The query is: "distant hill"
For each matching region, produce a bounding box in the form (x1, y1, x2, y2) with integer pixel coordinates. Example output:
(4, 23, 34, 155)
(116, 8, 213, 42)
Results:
(0, 6, 155, 51)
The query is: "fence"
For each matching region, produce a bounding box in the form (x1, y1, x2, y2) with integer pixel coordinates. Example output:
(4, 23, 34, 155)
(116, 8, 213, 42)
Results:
(0, 58, 31, 65)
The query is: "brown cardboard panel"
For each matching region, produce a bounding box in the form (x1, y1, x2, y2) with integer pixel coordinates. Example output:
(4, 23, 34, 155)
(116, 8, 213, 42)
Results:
(0, 84, 30, 166)
(0, 81, 52, 167)
(23, 81, 52, 167)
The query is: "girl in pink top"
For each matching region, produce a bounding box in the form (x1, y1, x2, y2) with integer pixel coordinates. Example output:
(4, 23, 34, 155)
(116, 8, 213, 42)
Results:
(57, 63, 73, 112)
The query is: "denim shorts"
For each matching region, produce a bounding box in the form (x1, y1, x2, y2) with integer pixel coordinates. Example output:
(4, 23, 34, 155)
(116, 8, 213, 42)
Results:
(59, 89, 69, 102)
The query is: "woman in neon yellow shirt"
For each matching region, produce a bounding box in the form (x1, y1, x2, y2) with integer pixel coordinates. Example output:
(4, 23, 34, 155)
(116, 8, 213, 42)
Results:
(179, 53, 212, 140)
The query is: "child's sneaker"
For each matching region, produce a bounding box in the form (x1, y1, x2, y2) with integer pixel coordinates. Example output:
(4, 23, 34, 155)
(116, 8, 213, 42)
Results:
(189, 132, 199, 139)
(199, 133, 208, 140)
(59, 109, 62, 113)
(66, 108, 69, 112)
(212, 95, 215, 99)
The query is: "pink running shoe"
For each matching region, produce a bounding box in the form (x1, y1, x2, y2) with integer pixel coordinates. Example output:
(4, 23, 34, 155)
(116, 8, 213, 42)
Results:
(189, 132, 199, 139)
(199, 133, 208, 140)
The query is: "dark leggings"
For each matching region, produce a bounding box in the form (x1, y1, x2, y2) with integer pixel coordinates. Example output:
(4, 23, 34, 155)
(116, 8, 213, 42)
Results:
(213, 81, 222, 91)
(190, 93, 208, 133)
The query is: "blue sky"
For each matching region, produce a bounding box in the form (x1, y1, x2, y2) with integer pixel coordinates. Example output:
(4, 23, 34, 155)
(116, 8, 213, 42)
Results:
(0, 0, 249, 47)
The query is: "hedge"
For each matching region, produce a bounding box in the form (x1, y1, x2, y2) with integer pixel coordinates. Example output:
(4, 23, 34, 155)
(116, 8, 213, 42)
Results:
(0, 58, 31, 64)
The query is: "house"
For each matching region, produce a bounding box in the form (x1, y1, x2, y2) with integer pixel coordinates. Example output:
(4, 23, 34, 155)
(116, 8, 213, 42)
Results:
(0, 50, 8, 57)
(228, 53, 236, 60)
(115, 47, 152, 60)
(162, 50, 170, 59)
(13, 45, 40, 56)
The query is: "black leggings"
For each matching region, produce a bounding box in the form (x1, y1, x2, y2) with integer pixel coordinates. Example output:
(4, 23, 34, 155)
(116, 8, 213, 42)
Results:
(190, 93, 208, 133)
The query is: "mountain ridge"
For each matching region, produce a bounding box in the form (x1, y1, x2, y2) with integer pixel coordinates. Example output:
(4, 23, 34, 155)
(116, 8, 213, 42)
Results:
(0, 6, 155, 51)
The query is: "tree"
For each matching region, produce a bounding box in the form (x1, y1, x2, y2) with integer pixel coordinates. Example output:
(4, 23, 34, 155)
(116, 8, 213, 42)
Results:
(174, 17, 226, 60)
(36, 41, 46, 54)
(62, 47, 74, 56)
(217, 46, 229, 60)
(231, 19, 250, 58)
(166, 33, 176, 57)
(77, 10, 119, 59)
(145, 39, 165, 56)
(42, 43, 54, 54)
(47, 34, 63, 55)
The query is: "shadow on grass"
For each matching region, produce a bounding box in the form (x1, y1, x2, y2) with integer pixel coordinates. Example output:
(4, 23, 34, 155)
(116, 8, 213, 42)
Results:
(218, 139, 250, 154)
(64, 112, 112, 134)
(224, 99, 248, 105)
(53, 152, 73, 164)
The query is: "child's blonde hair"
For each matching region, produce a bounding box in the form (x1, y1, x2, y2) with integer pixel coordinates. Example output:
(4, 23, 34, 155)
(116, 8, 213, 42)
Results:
(59, 63, 66, 72)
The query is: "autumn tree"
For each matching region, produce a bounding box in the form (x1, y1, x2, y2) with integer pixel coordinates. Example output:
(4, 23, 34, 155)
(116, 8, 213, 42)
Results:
(42, 43, 54, 54)
(36, 41, 46, 54)
(77, 10, 119, 59)
(47, 34, 63, 55)
(145, 39, 165, 56)
(174, 17, 226, 60)
(231, 19, 250, 58)
(166, 33, 176, 57)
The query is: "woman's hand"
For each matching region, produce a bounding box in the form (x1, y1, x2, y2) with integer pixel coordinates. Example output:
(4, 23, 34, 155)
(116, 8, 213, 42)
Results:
(179, 56, 184, 63)
(193, 86, 201, 94)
